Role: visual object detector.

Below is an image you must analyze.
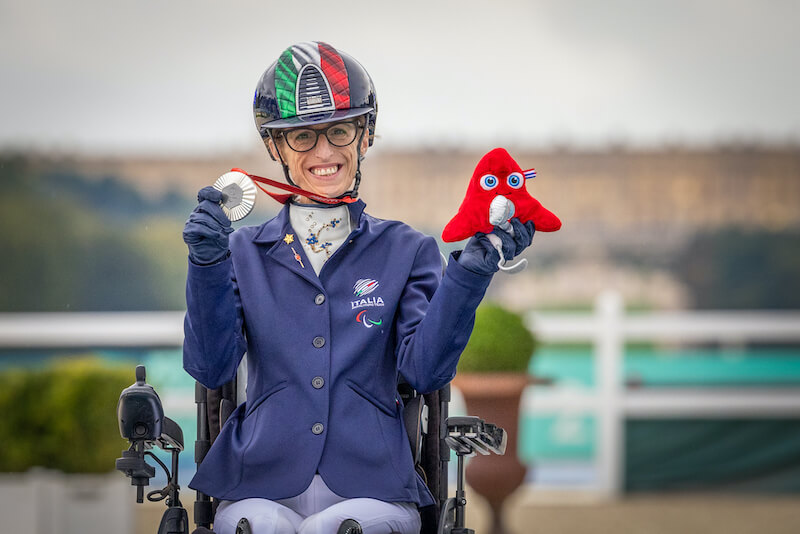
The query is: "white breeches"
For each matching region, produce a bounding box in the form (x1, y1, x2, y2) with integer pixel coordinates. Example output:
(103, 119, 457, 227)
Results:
(213, 475, 421, 534)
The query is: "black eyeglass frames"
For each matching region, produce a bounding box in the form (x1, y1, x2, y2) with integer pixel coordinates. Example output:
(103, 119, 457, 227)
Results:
(281, 121, 361, 152)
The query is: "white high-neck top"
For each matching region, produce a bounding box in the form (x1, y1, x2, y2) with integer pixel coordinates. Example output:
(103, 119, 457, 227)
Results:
(288, 203, 351, 275)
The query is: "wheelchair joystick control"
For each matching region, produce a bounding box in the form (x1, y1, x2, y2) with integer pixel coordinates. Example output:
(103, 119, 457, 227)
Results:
(115, 365, 189, 534)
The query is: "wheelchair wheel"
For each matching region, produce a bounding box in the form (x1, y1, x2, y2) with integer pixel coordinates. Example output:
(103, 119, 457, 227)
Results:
(437, 498, 456, 534)
(235, 518, 252, 534)
(337, 519, 363, 534)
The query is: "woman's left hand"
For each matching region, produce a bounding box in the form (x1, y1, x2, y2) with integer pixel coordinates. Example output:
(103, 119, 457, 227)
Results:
(501, 218, 535, 260)
(456, 218, 535, 275)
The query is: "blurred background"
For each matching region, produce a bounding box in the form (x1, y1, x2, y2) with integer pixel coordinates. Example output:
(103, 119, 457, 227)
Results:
(1, 0, 800, 533)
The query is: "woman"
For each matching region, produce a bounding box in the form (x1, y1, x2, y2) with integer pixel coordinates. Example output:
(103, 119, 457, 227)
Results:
(182, 41, 535, 534)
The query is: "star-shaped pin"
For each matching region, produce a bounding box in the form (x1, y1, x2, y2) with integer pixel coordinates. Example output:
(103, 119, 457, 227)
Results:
(283, 233, 295, 244)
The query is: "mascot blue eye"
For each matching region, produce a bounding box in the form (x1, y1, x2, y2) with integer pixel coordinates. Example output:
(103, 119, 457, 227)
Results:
(480, 174, 498, 190)
(507, 172, 524, 189)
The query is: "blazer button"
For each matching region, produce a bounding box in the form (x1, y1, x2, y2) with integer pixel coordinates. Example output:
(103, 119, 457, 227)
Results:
(312, 423, 324, 435)
(314, 293, 325, 305)
(312, 376, 325, 389)
(312, 336, 325, 348)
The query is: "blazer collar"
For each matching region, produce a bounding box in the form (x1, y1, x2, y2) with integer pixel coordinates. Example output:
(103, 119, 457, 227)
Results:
(252, 199, 366, 245)
(250, 200, 365, 287)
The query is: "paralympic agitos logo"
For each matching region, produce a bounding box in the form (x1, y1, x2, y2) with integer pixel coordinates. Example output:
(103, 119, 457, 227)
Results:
(355, 309, 382, 328)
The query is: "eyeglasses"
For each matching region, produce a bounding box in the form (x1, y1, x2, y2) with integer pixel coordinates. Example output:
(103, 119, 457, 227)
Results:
(281, 121, 361, 152)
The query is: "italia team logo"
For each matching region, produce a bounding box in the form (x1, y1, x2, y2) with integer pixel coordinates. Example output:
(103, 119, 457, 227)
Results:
(351, 278, 384, 310)
(356, 310, 382, 328)
(353, 279, 379, 297)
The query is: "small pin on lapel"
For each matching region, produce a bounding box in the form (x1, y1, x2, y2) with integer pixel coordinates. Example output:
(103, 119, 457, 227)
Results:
(291, 246, 305, 268)
(283, 233, 295, 244)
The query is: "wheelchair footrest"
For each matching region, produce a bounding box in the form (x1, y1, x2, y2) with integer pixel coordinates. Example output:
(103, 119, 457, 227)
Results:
(444, 416, 507, 456)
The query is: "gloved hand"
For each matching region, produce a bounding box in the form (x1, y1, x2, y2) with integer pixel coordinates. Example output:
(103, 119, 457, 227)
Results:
(457, 218, 535, 275)
(504, 218, 536, 259)
(456, 232, 502, 275)
(183, 186, 233, 265)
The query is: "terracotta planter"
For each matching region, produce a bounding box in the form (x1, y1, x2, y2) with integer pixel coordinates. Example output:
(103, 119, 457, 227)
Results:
(453, 372, 530, 534)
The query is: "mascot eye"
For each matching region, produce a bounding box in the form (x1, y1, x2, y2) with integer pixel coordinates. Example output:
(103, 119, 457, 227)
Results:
(507, 172, 524, 189)
(480, 174, 498, 190)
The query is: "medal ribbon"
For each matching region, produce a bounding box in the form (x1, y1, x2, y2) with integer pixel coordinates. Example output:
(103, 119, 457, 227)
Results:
(231, 168, 357, 205)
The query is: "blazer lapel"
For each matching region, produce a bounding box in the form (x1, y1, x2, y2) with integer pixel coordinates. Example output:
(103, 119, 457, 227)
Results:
(253, 205, 322, 289)
(251, 199, 367, 288)
(267, 233, 321, 288)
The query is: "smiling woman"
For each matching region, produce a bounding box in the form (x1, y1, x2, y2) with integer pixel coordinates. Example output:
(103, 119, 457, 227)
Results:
(179, 40, 538, 534)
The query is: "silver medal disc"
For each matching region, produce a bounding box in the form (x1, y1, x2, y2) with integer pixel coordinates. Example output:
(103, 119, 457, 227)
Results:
(213, 171, 257, 222)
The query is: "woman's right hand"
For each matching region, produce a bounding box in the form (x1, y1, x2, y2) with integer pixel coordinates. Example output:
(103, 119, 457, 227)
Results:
(182, 186, 233, 265)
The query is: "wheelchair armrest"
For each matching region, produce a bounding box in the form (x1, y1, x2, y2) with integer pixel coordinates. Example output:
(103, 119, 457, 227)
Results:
(403, 395, 429, 466)
(220, 398, 236, 427)
(444, 416, 507, 457)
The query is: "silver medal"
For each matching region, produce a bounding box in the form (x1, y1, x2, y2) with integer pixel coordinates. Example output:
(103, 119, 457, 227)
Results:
(213, 171, 257, 221)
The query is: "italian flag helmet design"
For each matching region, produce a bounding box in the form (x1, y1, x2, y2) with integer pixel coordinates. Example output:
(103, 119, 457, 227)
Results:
(254, 41, 377, 146)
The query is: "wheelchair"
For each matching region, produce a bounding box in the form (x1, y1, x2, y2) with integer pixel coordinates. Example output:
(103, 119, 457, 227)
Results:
(117, 365, 507, 534)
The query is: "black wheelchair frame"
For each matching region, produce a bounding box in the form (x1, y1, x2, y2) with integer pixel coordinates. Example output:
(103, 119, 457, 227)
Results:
(117, 366, 506, 534)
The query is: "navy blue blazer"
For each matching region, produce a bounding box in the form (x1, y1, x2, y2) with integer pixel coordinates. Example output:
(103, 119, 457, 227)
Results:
(183, 200, 492, 507)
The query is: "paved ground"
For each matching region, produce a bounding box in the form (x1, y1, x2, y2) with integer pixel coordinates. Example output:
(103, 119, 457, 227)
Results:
(135, 490, 800, 534)
(480, 490, 800, 534)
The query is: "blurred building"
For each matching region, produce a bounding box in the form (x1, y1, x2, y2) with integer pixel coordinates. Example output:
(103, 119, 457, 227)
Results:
(49, 146, 800, 310)
(65, 146, 800, 234)
(360, 146, 800, 235)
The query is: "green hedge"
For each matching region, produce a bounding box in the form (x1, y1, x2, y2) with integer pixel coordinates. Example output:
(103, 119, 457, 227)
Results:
(457, 302, 537, 373)
(0, 357, 131, 473)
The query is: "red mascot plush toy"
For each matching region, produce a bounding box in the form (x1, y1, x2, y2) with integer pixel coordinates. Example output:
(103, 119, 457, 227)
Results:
(442, 147, 561, 272)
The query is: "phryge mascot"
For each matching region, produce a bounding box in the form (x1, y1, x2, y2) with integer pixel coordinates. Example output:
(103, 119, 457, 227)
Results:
(442, 148, 561, 273)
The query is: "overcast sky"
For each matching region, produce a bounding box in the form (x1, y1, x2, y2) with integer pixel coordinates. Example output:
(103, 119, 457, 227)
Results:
(1, 0, 798, 155)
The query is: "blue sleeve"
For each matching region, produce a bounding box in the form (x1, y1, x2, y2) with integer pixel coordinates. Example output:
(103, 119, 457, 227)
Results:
(395, 237, 493, 394)
(182, 256, 247, 390)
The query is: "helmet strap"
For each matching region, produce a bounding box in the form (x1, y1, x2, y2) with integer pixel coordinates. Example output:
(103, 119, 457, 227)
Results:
(338, 124, 368, 200)
(266, 130, 298, 188)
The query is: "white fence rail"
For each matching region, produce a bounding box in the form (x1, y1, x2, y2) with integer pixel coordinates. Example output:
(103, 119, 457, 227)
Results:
(3, 294, 800, 496)
(0, 311, 185, 348)
(526, 291, 800, 495)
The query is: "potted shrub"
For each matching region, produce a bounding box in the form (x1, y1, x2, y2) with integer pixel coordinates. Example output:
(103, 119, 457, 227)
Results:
(0, 357, 136, 534)
(454, 302, 538, 534)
